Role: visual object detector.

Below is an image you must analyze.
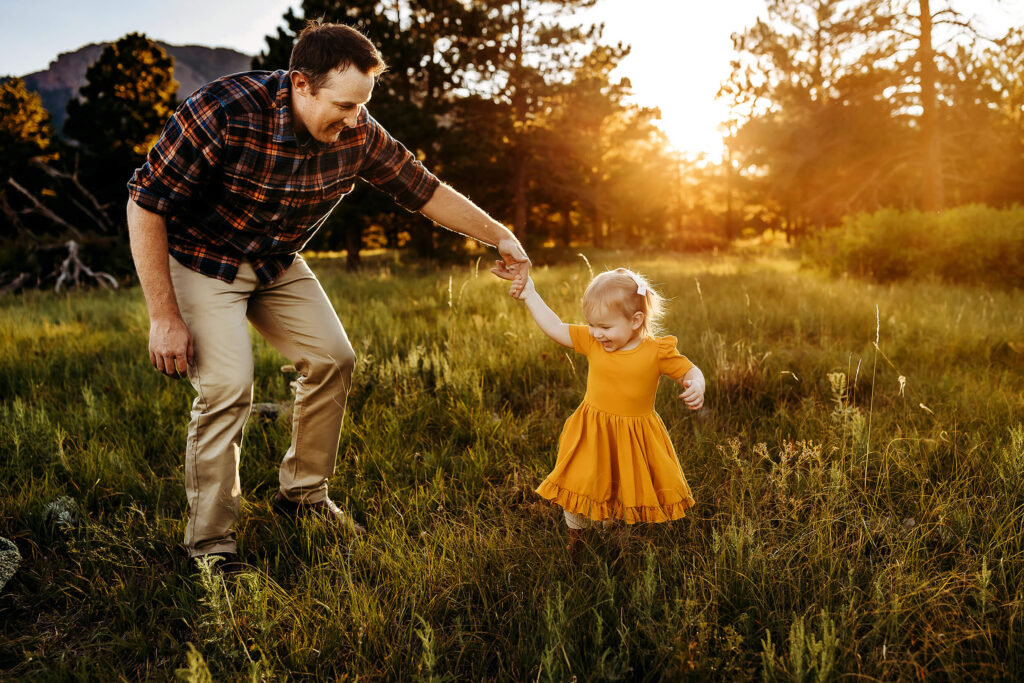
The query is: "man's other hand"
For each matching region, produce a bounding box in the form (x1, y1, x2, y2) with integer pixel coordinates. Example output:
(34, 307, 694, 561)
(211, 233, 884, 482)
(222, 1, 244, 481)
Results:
(149, 314, 194, 378)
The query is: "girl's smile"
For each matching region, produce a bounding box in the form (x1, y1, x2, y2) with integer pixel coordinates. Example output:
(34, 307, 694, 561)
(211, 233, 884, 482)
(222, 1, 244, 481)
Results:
(586, 310, 644, 352)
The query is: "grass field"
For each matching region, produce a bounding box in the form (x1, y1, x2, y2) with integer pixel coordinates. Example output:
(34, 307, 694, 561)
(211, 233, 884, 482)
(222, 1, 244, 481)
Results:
(1, 249, 1023, 680)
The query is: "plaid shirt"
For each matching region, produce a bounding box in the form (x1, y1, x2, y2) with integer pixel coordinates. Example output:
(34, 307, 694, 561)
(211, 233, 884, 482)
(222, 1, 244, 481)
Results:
(128, 70, 440, 284)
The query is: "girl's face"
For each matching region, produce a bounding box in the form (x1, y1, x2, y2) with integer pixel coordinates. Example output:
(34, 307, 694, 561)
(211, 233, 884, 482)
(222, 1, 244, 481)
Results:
(586, 307, 644, 352)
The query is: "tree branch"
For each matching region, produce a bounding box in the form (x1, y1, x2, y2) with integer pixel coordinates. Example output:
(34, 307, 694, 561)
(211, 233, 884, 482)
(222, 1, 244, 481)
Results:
(54, 240, 118, 293)
(31, 159, 117, 232)
(7, 178, 85, 240)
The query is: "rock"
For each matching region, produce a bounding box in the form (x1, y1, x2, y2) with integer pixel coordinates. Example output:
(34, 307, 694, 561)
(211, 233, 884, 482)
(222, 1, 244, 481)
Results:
(251, 402, 288, 419)
(0, 537, 20, 591)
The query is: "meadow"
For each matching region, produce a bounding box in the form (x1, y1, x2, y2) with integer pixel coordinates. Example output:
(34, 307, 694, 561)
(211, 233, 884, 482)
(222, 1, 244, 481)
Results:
(1, 248, 1022, 680)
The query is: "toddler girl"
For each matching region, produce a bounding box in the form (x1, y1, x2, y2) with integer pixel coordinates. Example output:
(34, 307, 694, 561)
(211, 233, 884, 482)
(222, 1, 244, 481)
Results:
(508, 267, 705, 549)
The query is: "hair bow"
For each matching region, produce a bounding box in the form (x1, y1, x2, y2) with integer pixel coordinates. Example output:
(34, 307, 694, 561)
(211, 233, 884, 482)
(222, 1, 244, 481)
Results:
(628, 272, 648, 297)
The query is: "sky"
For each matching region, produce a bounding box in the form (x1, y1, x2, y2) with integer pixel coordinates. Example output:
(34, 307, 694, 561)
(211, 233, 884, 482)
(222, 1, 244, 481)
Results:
(2, 0, 1023, 157)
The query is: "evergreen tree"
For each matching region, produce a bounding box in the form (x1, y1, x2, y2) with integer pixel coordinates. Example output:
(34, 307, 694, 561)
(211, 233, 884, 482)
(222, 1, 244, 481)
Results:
(456, 0, 599, 247)
(64, 33, 178, 212)
(0, 77, 54, 249)
(0, 78, 52, 181)
(254, 0, 489, 265)
(722, 0, 917, 235)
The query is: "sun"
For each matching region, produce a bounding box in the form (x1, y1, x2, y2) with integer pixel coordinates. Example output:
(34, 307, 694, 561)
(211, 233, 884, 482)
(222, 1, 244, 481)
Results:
(577, 0, 761, 162)
(654, 101, 730, 160)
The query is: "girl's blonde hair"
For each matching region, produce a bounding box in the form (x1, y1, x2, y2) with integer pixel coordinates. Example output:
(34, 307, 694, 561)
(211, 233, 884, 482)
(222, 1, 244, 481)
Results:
(582, 268, 664, 338)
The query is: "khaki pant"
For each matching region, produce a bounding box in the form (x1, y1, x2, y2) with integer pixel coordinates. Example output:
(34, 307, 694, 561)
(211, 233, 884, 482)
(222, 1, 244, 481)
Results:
(169, 255, 355, 557)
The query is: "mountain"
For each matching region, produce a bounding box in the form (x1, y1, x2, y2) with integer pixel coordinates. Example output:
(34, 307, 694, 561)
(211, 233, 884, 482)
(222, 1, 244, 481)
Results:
(20, 41, 253, 133)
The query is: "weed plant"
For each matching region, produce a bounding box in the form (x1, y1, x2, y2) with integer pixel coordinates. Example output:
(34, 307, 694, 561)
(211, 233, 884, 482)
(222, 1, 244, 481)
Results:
(1, 251, 1023, 679)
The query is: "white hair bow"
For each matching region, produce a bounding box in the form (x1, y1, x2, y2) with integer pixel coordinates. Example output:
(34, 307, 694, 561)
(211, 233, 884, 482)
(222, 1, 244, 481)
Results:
(629, 272, 648, 296)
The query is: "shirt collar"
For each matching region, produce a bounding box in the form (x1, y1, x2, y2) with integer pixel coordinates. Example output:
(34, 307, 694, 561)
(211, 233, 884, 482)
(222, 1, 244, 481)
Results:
(272, 72, 298, 144)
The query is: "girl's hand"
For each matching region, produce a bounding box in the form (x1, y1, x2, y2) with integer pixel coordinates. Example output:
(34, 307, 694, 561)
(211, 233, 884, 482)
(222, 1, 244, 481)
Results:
(679, 379, 705, 410)
(493, 260, 534, 299)
(512, 276, 536, 301)
(491, 259, 529, 299)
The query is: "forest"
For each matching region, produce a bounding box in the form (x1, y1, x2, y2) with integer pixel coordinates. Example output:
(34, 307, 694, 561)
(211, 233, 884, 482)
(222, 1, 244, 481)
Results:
(1, 0, 1023, 286)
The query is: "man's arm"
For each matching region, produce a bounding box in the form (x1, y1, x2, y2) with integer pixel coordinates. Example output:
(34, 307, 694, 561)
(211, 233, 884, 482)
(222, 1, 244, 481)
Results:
(419, 183, 531, 294)
(127, 198, 193, 377)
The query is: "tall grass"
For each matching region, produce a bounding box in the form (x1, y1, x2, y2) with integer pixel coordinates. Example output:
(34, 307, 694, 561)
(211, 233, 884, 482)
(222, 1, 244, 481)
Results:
(1, 251, 1023, 679)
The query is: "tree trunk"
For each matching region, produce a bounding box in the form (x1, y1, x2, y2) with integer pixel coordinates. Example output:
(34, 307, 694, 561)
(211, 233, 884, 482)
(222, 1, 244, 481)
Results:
(510, 0, 529, 245)
(919, 0, 944, 211)
(344, 224, 363, 271)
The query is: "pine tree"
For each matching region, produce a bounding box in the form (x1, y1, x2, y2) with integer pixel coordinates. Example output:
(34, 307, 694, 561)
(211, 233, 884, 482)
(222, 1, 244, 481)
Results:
(0, 78, 52, 181)
(64, 33, 178, 209)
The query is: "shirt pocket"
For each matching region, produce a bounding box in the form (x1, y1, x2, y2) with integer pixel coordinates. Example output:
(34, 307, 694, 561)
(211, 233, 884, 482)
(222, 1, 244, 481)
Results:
(317, 174, 356, 202)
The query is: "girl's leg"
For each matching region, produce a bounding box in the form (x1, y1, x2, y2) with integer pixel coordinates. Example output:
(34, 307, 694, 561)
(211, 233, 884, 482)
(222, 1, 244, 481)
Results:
(563, 510, 588, 556)
(563, 509, 589, 529)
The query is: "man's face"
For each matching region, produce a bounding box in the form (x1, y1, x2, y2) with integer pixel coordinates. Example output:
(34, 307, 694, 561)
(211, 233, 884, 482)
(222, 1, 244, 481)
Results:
(291, 66, 375, 143)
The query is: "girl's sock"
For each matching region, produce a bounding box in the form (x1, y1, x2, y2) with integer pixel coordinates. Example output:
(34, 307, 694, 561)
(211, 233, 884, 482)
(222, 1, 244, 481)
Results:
(563, 509, 589, 529)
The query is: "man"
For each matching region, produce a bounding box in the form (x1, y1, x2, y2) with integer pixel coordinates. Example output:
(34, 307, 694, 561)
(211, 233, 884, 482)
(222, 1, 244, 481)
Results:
(126, 21, 529, 566)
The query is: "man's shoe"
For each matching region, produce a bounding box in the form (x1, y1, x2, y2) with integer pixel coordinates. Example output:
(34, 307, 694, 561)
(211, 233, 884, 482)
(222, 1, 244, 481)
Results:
(193, 551, 245, 576)
(272, 491, 367, 535)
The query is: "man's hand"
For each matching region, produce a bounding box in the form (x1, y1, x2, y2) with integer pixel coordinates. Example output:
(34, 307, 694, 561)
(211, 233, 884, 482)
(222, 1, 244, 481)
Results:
(491, 237, 531, 299)
(150, 314, 194, 378)
(679, 378, 705, 410)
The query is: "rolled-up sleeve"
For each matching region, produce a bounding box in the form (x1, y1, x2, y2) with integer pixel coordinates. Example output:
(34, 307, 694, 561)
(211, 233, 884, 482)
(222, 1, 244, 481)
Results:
(127, 89, 225, 216)
(357, 112, 440, 212)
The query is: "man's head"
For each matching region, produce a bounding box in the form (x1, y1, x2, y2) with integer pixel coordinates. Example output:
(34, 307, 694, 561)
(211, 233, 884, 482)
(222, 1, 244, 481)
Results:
(289, 21, 386, 143)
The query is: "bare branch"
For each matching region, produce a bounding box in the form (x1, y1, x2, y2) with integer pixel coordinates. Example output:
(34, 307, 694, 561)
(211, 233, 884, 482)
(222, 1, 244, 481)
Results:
(0, 189, 33, 240)
(31, 160, 116, 232)
(0, 273, 33, 295)
(7, 178, 85, 240)
(54, 240, 119, 294)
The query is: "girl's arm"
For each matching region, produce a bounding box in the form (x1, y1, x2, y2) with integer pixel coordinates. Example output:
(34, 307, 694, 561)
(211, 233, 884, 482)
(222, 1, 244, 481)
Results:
(675, 365, 706, 410)
(517, 277, 573, 348)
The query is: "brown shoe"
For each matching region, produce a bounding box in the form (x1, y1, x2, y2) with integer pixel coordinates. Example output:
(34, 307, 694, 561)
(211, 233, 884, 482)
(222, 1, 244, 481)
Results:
(272, 491, 367, 535)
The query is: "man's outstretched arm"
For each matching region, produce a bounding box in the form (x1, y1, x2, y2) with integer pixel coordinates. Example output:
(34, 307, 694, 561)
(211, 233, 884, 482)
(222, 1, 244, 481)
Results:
(419, 183, 531, 294)
(127, 198, 193, 377)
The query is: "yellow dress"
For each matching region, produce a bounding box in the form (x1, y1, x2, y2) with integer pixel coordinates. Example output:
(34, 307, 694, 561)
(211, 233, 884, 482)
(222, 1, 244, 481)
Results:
(535, 325, 696, 524)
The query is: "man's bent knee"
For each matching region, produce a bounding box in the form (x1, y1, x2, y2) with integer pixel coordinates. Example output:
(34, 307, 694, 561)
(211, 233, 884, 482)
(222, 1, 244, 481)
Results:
(193, 372, 255, 412)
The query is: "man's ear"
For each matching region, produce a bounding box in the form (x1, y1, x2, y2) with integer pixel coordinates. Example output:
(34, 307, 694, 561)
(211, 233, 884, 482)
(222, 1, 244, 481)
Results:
(290, 70, 311, 96)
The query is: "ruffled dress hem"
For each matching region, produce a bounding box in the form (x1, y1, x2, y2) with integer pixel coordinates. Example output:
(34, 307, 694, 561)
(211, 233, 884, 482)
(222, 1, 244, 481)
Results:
(536, 479, 695, 525)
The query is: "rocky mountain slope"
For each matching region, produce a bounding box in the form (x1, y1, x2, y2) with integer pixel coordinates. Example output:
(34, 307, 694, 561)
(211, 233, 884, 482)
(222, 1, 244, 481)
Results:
(21, 41, 253, 132)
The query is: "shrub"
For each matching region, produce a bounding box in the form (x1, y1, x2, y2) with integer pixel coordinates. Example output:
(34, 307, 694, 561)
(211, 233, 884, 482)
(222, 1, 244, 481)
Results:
(806, 205, 1024, 288)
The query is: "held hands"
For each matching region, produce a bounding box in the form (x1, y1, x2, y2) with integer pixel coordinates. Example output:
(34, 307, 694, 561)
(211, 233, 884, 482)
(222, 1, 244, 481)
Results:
(490, 237, 531, 299)
(679, 378, 705, 411)
(505, 274, 536, 301)
(149, 314, 194, 379)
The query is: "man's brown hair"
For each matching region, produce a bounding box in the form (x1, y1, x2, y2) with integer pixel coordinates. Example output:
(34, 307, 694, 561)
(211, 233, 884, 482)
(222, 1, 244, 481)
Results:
(289, 20, 386, 92)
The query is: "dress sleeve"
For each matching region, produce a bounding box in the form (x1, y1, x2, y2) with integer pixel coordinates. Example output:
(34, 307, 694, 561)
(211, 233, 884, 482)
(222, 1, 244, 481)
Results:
(568, 324, 596, 356)
(657, 335, 694, 379)
(126, 88, 225, 216)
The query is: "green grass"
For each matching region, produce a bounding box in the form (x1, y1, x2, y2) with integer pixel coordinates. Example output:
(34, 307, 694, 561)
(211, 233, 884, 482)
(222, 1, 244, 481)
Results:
(1, 250, 1023, 680)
